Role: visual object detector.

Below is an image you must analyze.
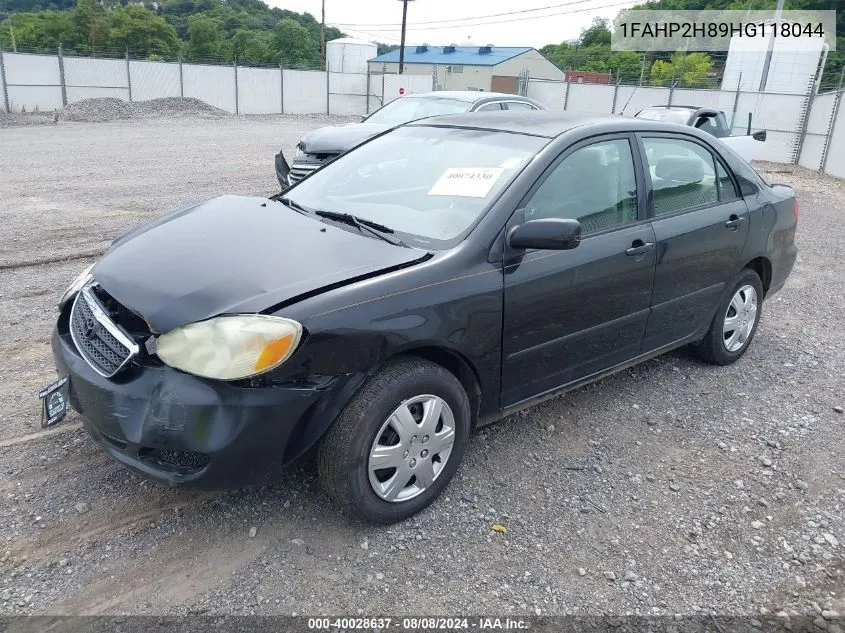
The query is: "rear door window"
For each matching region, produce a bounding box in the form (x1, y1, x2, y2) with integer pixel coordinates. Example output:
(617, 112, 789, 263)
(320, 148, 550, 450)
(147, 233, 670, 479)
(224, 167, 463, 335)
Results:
(642, 137, 718, 216)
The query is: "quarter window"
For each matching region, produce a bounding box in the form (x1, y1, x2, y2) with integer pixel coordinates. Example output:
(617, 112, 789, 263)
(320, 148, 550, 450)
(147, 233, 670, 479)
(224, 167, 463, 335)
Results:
(716, 160, 739, 201)
(475, 102, 503, 111)
(505, 102, 537, 110)
(524, 139, 638, 233)
(643, 138, 718, 216)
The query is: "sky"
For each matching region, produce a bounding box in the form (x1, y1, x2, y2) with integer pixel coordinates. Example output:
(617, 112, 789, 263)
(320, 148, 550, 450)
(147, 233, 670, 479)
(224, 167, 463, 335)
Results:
(268, 0, 640, 48)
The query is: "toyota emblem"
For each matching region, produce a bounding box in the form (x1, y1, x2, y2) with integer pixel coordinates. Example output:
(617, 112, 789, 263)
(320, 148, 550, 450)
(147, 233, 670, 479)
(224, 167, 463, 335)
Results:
(83, 317, 98, 339)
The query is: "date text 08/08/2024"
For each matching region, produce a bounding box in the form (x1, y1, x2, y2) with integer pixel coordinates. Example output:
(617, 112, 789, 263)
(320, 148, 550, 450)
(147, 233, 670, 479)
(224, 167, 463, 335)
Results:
(307, 617, 530, 630)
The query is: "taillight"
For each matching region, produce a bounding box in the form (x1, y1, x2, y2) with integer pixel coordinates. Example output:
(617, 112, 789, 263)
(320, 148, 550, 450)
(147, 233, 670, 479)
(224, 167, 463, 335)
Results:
(792, 199, 799, 222)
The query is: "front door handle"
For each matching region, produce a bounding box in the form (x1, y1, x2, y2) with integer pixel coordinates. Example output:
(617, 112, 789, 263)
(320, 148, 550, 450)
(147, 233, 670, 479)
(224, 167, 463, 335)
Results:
(725, 214, 744, 230)
(626, 240, 655, 257)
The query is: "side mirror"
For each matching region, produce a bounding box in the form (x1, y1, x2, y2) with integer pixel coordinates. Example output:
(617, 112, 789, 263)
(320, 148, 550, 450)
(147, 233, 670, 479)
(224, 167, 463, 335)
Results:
(508, 218, 582, 251)
(752, 130, 767, 142)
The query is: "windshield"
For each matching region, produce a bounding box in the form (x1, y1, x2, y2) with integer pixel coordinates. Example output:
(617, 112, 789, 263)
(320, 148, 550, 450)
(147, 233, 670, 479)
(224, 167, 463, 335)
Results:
(283, 126, 546, 248)
(636, 108, 691, 125)
(363, 97, 472, 126)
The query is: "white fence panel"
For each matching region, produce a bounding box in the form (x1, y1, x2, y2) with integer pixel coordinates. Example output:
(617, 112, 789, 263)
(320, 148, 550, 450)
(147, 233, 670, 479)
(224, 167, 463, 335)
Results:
(383, 74, 432, 104)
(8, 85, 62, 111)
(0, 65, 5, 112)
(238, 67, 281, 114)
(567, 83, 614, 113)
(527, 80, 566, 111)
(825, 97, 845, 179)
(4, 53, 62, 111)
(130, 60, 181, 101)
(799, 92, 836, 171)
(329, 72, 367, 115)
(183, 63, 236, 113)
(672, 88, 735, 113)
(733, 91, 805, 135)
(614, 86, 671, 115)
(283, 70, 327, 114)
(64, 57, 129, 102)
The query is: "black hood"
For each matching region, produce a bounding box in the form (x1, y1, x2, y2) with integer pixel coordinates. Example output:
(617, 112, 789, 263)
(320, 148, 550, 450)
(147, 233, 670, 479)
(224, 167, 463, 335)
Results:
(92, 195, 428, 333)
(299, 123, 391, 155)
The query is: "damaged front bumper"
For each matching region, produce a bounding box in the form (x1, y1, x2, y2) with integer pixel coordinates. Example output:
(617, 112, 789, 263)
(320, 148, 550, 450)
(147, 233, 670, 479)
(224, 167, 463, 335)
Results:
(51, 325, 347, 490)
(274, 151, 291, 189)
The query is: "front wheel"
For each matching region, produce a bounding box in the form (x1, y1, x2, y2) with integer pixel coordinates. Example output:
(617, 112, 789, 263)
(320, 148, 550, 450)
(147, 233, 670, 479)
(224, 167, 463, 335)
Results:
(692, 268, 764, 365)
(317, 358, 471, 524)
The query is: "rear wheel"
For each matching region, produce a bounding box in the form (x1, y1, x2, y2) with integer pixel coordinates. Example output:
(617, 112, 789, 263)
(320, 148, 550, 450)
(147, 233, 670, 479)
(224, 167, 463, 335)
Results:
(318, 358, 471, 524)
(692, 269, 763, 365)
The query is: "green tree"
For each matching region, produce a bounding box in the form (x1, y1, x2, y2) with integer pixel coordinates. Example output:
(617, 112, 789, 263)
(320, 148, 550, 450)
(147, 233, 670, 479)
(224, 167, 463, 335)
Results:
(106, 5, 180, 57)
(187, 16, 221, 59)
(650, 51, 714, 87)
(73, 0, 109, 51)
(274, 17, 313, 67)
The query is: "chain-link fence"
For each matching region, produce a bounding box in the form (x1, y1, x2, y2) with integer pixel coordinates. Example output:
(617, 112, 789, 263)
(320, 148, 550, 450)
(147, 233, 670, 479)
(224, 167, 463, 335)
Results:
(0, 46, 434, 117)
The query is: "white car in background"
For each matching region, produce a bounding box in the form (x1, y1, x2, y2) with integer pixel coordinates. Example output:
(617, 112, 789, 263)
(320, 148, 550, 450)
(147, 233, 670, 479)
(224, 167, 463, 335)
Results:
(635, 105, 767, 163)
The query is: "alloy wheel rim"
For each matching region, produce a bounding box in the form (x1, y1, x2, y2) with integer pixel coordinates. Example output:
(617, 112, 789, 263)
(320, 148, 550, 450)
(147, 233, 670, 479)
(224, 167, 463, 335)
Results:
(723, 284, 758, 352)
(368, 395, 456, 503)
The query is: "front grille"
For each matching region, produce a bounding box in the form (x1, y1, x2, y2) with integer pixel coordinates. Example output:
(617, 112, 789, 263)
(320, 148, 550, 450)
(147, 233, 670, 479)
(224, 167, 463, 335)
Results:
(70, 285, 139, 377)
(289, 153, 337, 185)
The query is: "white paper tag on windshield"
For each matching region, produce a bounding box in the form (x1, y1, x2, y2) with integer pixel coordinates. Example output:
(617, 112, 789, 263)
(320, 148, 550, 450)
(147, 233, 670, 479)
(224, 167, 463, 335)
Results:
(427, 167, 504, 198)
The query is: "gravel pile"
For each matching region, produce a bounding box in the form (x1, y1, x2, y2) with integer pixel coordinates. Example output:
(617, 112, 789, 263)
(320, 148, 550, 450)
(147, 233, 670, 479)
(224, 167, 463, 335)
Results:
(57, 97, 229, 122)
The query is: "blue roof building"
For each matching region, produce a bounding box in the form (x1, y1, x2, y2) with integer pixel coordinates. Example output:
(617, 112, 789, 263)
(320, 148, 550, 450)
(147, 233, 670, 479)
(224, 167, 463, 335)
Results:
(367, 45, 564, 94)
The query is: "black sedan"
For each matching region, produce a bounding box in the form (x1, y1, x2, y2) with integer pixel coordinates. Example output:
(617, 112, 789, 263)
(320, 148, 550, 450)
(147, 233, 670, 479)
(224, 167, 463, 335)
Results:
(275, 90, 545, 188)
(47, 111, 798, 524)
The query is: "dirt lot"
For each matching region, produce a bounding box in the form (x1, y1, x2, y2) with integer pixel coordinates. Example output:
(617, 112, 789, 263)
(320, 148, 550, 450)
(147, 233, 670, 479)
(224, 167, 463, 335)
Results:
(0, 114, 843, 619)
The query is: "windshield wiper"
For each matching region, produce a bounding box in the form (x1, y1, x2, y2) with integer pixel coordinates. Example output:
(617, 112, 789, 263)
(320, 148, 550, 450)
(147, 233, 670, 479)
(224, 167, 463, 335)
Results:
(315, 210, 406, 247)
(275, 196, 312, 215)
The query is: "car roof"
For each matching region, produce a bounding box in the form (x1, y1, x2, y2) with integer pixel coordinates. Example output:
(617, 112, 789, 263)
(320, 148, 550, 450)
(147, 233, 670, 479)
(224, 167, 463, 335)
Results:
(410, 90, 536, 103)
(408, 110, 711, 139)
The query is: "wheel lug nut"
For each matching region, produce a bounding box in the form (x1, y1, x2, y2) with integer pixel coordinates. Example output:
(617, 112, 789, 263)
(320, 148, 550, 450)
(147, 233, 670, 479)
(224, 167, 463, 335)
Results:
(403, 450, 409, 459)
(422, 435, 429, 443)
(409, 459, 416, 468)
(421, 449, 429, 458)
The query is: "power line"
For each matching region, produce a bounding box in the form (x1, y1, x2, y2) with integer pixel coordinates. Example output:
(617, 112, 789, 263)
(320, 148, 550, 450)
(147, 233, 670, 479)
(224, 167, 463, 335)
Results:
(330, 0, 639, 33)
(331, 0, 610, 28)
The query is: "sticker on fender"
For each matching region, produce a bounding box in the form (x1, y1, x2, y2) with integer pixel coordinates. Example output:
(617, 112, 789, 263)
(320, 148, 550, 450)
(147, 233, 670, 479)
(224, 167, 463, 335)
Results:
(427, 167, 504, 197)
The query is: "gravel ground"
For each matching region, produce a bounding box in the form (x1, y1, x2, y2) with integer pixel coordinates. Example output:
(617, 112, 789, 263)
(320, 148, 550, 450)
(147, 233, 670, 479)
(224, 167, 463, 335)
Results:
(0, 116, 843, 620)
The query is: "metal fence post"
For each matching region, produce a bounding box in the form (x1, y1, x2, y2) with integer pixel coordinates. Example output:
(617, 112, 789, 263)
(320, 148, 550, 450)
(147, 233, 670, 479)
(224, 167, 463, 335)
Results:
(821, 68, 845, 174)
(611, 75, 621, 114)
(57, 44, 67, 107)
(178, 58, 184, 97)
(280, 61, 284, 114)
(125, 50, 132, 102)
(729, 72, 743, 131)
(668, 78, 676, 106)
(366, 68, 371, 114)
(325, 65, 330, 115)
(0, 44, 9, 114)
(792, 78, 816, 165)
(563, 76, 571, 111)
(233, 58, 239, 115)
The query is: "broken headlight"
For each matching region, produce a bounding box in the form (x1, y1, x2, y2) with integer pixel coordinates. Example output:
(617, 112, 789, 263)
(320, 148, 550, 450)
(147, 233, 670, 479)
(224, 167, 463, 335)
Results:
(57, 262, 95, 311)
(155, 315, 303, 381)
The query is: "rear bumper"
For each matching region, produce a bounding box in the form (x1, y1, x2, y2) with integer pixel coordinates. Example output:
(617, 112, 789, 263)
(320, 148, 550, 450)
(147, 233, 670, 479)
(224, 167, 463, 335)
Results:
(767, 242, 797, 297)
(52, 326, 347, 490)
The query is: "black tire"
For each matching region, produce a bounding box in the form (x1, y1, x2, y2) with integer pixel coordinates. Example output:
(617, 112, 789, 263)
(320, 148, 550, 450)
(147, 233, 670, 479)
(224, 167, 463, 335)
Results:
(692, 268, 764, 366)
(317, 357, 471, 524)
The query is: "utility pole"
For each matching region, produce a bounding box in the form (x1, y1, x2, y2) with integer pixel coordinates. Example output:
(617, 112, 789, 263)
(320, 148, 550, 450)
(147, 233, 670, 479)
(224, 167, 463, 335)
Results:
(1, 0, 16, 53)
(758, 0, 784, 92)
(320, 0, 326, 71)
(398, 0, 414, 75)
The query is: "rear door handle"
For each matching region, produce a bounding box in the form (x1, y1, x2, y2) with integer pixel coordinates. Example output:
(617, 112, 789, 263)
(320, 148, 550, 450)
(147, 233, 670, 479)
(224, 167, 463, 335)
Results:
(626, 241, 655, 257)
(725, 214, 744, 230)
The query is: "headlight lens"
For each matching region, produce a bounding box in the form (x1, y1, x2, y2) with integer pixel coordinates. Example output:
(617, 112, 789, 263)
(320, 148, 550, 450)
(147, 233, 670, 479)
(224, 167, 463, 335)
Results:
(155, 315, 303, 381)
(57, 262, 95, 311)
(293, 144, 304, 159)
